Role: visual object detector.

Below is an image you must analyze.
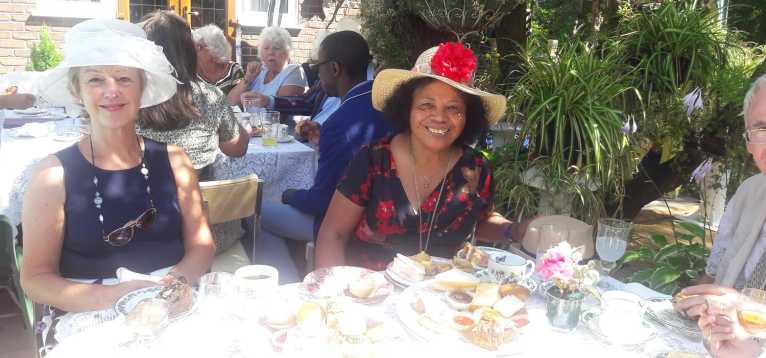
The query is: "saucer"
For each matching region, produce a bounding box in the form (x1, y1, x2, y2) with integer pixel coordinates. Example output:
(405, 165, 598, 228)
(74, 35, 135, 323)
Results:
(581, 307, 656, 347)
(277, 135, 294, 143)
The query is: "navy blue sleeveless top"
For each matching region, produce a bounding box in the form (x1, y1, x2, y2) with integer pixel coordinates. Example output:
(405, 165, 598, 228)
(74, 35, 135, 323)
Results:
(55, 137, 184, 279)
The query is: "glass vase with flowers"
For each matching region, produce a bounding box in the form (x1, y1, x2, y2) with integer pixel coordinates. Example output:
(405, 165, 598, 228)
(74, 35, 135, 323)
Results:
(537, 241, 600, 331)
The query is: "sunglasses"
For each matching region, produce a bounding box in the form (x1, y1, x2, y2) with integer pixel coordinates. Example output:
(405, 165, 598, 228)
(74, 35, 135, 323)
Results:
(103, 207, 157, 247)
(309, 59, 335, 71)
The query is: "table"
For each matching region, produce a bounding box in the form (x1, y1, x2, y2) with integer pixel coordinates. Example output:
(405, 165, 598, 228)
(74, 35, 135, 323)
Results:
(0, 126, 317, 233)
(210, 137, 317, 203)
(44, 280, 706, 358)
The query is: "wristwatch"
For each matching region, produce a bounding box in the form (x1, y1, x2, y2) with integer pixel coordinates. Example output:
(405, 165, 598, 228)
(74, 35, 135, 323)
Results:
(503, 222, 516, 242)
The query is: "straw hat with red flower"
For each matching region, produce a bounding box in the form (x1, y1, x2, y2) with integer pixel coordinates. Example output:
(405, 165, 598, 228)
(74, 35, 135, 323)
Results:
(372, 42, 507, 124)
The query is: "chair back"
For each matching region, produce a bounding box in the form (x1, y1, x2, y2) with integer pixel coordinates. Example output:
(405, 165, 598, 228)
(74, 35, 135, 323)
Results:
(199, 174, 263, 225)
(200, 174, 263, 263)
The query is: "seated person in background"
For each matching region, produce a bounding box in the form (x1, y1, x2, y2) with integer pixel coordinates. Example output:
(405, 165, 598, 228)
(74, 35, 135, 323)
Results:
(192, 24, 245, 95)
(137, 11, 250, 181)
(315, 43, 533, 270)
(227, 26, 307, 107)
(22, 19, 214, 314)
(257, 31, 394, 282)
(0, 87, 35, 109)
(674, 74, 766, 316)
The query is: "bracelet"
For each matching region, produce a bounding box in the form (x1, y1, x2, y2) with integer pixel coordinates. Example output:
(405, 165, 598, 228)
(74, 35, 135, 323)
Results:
(503, 223, 516, 242)
(167, 271, 188, 284)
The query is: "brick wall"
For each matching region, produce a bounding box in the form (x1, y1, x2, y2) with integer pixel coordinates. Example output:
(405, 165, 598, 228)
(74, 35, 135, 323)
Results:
(0, 0, 361, 75)
(0, 1, 75, 75)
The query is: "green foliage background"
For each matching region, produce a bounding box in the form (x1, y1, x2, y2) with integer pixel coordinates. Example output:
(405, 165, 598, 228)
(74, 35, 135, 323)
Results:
(27, 26, 62, 72)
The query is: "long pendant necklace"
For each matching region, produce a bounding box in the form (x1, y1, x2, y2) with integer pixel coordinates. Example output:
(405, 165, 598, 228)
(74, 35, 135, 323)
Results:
(411, 136, 452, 254)
(91, 135, 153, 233)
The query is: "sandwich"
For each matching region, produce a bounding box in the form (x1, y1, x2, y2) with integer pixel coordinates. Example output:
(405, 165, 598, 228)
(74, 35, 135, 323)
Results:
(432, 268, 480, 291)
(390, 254, 425, 282)
(469, 283, 501, 311)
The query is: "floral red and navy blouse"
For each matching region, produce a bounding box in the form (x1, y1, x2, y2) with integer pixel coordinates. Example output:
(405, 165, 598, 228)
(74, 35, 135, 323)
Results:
(337, 136, 494, 270)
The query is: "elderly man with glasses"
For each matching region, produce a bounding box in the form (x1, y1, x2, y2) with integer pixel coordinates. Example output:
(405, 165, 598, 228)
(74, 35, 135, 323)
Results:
(674, 74, 766, 320)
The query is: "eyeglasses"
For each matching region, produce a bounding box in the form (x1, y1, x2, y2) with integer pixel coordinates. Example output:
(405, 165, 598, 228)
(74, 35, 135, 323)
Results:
(310, 59, 335, 71)
(744, 128, 766, 144)
(103, 207, 157, 246)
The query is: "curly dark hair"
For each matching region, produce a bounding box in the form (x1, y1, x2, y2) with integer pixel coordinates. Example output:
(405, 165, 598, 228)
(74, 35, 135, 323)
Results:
(381, 77, 487, 146)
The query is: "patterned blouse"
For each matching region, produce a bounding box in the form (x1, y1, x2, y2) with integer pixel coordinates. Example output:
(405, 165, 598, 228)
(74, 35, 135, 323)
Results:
(138, 81, 239, 170)
(198, 62, 245, 95)
(337, 136, 494, 270)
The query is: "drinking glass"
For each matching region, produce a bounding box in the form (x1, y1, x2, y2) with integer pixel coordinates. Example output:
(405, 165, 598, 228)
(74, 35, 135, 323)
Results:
(261, 110, 280, 126)
(536, 224, 569, 266)
(199, 272, 235, 308)
(738, 288, 766, 337)
(595, 218, 631, 277)
(242, 95, 265, 114)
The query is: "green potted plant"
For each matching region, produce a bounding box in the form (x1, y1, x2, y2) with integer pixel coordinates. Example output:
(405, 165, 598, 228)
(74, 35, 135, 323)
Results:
(27, 25, 63, 72)
(495, 40, 637, 222)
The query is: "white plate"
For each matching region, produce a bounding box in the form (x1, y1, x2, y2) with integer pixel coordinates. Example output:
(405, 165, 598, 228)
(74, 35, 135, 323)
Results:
(581, 307, 656, 347)
(385, 256, 453, 288)
(14, 108, 47, 115)
(115, 286, 197, 320)
(277, 135, 294, 143)
(395, 281, 523, 355)
(300, 266, 393, 304)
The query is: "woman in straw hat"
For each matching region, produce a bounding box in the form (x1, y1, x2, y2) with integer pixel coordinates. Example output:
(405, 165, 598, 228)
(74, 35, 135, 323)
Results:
(316, 42, 534, 270)
(21, 18, 214, 314)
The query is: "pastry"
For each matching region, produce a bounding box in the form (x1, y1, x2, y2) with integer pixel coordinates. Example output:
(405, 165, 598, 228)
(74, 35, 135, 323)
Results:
(348, 276, 376, 299)
(499, 283, 530, 301)
(432, 268, 480, 291)
(493, 295, 525, 318)
(296, 301, 325, 326)
(454, 242, 490, 268)
(265, 304, 296, 329)
(469, 283, 501, 311)
(125, 298, 169, 332)
(465, 308, 516, 351)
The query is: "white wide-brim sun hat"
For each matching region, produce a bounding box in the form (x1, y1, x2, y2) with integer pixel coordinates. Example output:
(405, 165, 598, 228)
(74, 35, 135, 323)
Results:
(371, 44, 507, 124)
(36, 18, 178, 109)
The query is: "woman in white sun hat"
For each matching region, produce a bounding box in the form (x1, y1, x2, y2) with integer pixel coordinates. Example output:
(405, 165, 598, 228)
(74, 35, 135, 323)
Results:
(316, 42, 536, 269)
(21, 18, 214, 316)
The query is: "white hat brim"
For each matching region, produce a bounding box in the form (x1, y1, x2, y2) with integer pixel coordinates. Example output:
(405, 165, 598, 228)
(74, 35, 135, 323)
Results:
(372, 69, 507, 124)
(35, 31, 178, 109)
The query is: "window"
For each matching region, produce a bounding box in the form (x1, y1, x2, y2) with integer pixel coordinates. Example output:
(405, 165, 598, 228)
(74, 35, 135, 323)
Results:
(237, 0, 298, 28)
(32, 0, 118, 18)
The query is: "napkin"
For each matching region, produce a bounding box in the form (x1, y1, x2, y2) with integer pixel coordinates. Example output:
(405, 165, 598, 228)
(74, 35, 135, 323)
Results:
(115, 267, 165, 284)
(13, 122, 52, 138)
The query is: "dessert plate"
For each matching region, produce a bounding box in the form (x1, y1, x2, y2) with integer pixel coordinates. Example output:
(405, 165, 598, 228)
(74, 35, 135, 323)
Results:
(300, 266, 392, 304)
(115, 286, 197, 320)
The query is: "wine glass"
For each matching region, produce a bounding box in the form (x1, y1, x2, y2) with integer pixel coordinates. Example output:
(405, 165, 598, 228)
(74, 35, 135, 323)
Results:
(738, 288, 766, 337)
(595, 218, 631, 277)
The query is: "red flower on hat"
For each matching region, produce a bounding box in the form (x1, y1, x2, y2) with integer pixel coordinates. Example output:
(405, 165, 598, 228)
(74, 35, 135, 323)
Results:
(430, 42, 477, 83)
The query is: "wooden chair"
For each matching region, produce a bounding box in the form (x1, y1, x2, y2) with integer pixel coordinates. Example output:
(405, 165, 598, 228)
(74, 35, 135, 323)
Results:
(200, 174, 263, 273)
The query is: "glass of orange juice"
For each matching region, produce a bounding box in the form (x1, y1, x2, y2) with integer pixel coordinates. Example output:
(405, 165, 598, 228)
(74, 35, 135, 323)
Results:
(738, 288, 766, 337)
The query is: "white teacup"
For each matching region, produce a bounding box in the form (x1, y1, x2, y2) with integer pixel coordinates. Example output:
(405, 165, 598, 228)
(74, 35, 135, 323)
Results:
(488, 252, 535, 283)
(598, 291, 646, 342)
(235, 265, 279, 296)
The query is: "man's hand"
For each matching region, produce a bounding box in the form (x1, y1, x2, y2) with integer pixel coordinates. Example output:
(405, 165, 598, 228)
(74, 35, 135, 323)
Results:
(295, 120, 321, 144)
(673, 284, 738, 318)
(1, 93, 35, 109)
(282, 189, 297, 204)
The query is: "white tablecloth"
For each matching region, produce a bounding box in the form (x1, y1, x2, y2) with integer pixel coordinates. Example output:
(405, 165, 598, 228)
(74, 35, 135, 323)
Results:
(0, 129, 317, 232)
(45, 282, 706, 358)
(210, 137, 317, 203)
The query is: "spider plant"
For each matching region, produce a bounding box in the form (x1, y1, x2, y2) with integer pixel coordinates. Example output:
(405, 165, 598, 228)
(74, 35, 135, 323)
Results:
(618, 2, 728, 101)
(498, 41, 637, 221)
